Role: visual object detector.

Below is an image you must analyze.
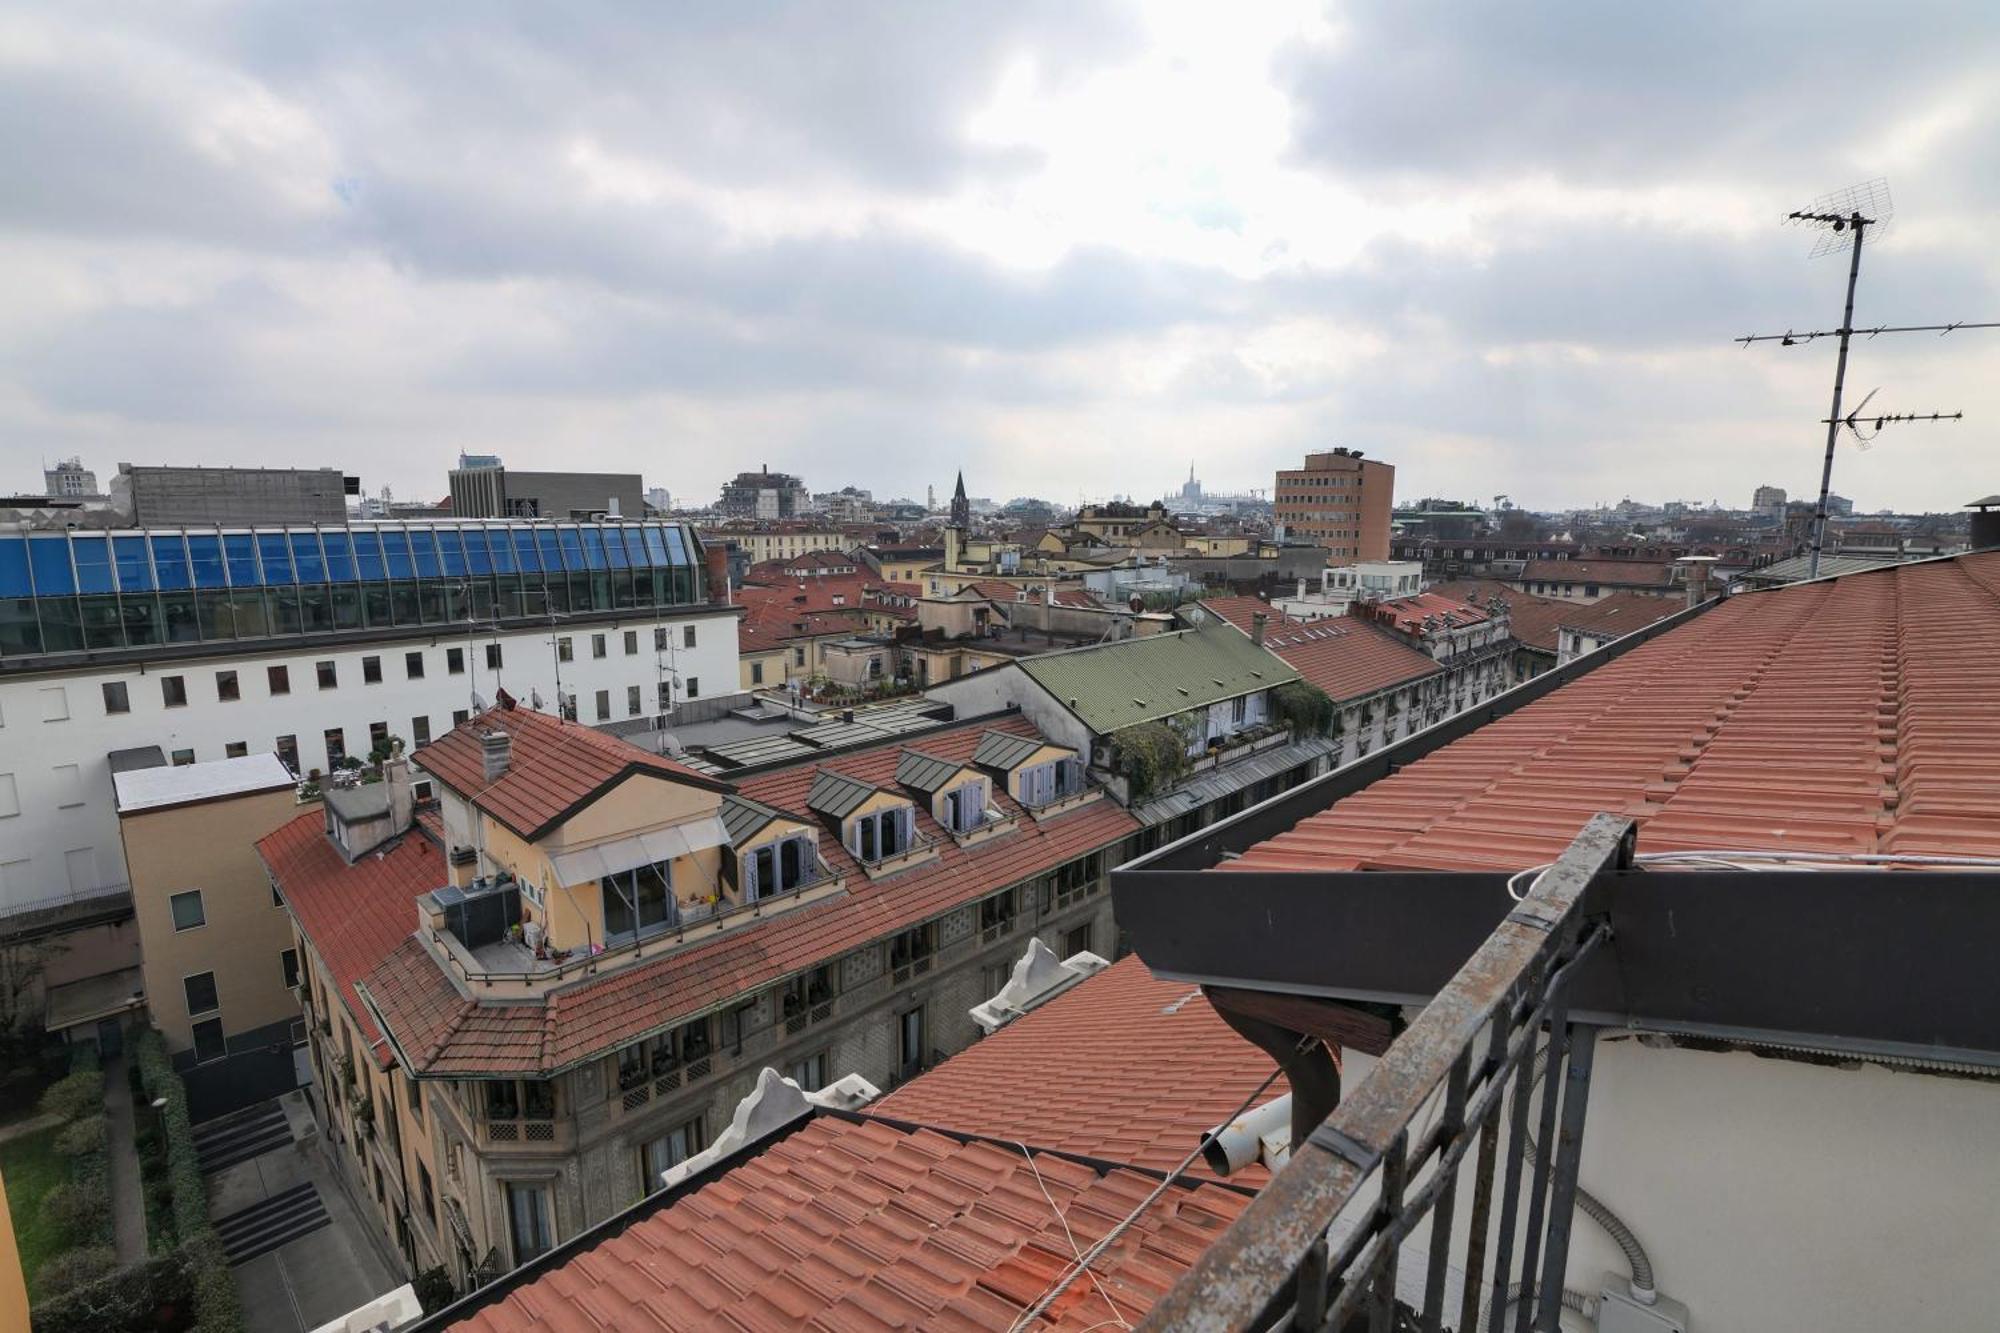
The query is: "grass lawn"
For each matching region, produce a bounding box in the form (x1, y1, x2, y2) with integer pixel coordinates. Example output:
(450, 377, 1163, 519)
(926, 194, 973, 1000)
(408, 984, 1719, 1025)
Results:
(0, 1125, 66, 1300)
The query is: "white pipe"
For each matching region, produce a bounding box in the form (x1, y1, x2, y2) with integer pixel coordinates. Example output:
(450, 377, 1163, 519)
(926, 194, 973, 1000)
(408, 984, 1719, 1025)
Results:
(1201, 1093, 1291, 1176)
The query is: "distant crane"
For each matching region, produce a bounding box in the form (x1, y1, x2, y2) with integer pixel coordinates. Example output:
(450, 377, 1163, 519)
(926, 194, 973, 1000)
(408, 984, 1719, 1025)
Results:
(1493, 494, 1512, 512)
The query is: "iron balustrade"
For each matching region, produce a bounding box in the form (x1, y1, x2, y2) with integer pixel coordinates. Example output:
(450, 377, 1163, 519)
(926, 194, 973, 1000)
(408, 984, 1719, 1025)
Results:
(1141, 814, 1632, 1333)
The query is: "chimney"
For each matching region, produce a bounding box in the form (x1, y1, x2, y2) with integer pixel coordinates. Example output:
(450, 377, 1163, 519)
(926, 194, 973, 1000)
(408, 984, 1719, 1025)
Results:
(1251, 612, 1268, 648)
(1970, 496, 2000, 551)
(607, 496, 621, 518)
(385, 753, 415, 834)
(703, 541, 730, 604)
(480, 728, 512, 781)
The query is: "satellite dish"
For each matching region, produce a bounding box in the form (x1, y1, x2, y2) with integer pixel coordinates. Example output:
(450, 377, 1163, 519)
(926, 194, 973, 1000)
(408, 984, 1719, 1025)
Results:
(530, 688, 544, 710)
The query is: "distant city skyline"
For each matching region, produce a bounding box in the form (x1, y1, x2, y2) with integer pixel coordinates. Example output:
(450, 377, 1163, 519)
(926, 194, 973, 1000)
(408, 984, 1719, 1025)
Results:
(3, 5, 1996, 516)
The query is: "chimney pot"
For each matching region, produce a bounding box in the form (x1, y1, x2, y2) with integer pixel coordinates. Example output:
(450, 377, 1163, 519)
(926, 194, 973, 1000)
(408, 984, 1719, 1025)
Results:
(480, 728, 512, 781)
(1251, 612, 1269, 648)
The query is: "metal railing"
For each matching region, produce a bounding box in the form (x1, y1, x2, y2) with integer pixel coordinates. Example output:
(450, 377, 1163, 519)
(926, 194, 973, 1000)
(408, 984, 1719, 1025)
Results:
(1141, 814, 1632, 1333)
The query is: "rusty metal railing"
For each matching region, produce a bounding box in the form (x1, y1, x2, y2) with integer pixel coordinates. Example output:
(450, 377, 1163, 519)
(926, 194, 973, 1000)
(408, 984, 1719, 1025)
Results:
(1141, 813, 1633, 1333)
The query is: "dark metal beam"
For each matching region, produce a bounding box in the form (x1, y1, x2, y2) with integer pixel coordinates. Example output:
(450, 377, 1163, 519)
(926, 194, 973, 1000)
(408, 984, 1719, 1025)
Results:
(1115, 861, 2000, 1061)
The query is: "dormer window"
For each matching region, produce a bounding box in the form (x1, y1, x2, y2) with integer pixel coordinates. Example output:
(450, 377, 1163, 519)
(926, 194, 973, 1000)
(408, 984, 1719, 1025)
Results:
(743, 833, 817, 901)
(1018, 756, 1084, 808)
(849, 806, 914, 863)
(940, 778, 990, 834)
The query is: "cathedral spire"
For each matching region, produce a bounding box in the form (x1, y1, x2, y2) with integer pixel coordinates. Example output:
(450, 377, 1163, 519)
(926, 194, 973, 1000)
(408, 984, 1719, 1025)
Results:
(950, 471, 970, 528)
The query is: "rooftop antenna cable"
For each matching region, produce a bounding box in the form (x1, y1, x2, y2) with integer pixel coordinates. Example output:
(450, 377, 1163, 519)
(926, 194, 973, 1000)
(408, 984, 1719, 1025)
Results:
(1735, 179, 1990, 577)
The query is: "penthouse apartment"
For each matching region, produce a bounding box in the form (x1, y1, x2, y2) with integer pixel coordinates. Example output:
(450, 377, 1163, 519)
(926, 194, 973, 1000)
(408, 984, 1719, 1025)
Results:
(263, 700, 1138, 1297)
(1116, 548, 2000, 1331)
(0, 519, 735, 925)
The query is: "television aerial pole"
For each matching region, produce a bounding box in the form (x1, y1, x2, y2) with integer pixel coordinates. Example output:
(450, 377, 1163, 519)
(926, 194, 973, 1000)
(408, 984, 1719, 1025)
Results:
(1736, 180, 1989, 577)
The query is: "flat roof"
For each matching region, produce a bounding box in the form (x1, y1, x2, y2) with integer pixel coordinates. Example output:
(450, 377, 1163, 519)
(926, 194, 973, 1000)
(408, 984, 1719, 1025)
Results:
(113, 752, 294, 814)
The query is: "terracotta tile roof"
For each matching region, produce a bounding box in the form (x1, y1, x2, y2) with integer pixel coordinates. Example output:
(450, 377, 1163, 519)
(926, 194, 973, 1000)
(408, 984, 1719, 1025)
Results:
(1229, 552, 2000, 873)
(259, 813, 444, 1069)
(447, 1114, 1252, 1333)
(412, 705, 728, 841)
(1520, 558, 1674, 588)
(1196, 597, 1439, 703)
(362, 715, 1140, 1076)
(1432, 580, 1675, 654)
(877, 957, 1287, 1184)
(1367, 591, 1488, 635)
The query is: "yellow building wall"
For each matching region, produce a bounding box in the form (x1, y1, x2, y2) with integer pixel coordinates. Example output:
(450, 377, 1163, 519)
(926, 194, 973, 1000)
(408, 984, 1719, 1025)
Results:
(1001, 744, 1075, 801)
(123, 786, 308, 1054)
(740, 648, 786, 690)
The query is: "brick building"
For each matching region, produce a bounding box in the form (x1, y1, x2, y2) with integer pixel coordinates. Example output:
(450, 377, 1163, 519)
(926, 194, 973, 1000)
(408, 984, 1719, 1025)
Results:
(1273, 447, 1394, 561)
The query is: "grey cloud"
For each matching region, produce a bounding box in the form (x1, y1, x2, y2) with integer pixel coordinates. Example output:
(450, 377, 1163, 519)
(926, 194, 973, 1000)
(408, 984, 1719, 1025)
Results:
(1279, 2, 2000, 188)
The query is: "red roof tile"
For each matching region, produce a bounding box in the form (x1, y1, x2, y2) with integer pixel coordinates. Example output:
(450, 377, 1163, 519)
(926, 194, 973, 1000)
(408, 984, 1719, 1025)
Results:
(1366, 591, 1488, 636)
(1231, 552, 2000, 872)
(412, 705, 727, 841)
(447, 1116, 1252, 1333)
(1433, 580, 1677, 654)
(259, 813, 443, 1069)
(362, 715, 1140, 1076)
(1198, 597, 1440, 702)
(1520, 558, 1674, 589)
(876, 956, 1288, 1184)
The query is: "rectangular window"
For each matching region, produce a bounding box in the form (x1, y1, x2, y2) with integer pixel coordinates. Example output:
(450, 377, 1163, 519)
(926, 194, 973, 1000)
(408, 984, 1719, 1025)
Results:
(1064, 922, 1093, 957)
(657, 682, 671, 712)
(794, 647, 806, 667)
(405, 651, 425, 680)
(685, 676, 699, 699)
(639, 1118, 706, 1192)
(447, 646, 465, 675)
(411, 715, 431, 746)
(281, 948, 300, 990)
(224, 742, 248, 759)
(51, 763, 83, 809)
(654, 627, 668, 652)
(594, 689, 610, 721)
(626, 686, 641, 717)
(267, 665, 290, 696)
(276, 735, 299, 775)
(215, 670, 240, 702)
(452, 709, 469, 726)
(506, 1183, 554, 1264)
(590, 633, 607, 659)
(751, 661, 764, 685)
(683, 625, 697, 650)
(162, 675, 187, 707)
(897, 1006, 926, 1077)
(171, 749, 195, 767)
(623, 630, 638, 655)
(556, 636, 573, 662)
(369, 721, 388, 752)
(184, 971, 219, 1016)
(324, 727, 346, 768)
(787, 1051, 828, 1094)
(601, 861, 673, 942)
(317, 660, 337, 690)
(191, 1018, 226, 1065)
(0, 775, 17, 818)
(418, 1162, 436, 1223)
(362, 656, 382, 684)
(486, 643, 503, 670)
(101, 681, 129, 715)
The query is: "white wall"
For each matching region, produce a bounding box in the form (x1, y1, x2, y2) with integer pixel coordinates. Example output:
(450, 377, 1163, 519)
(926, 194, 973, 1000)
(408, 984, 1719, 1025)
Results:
(924, 666, 1093, 759)
(0, 608, 738, 916)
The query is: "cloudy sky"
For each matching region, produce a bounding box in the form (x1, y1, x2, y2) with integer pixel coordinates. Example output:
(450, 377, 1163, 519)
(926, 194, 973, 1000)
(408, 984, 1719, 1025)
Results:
(4, 3, 1997, 514)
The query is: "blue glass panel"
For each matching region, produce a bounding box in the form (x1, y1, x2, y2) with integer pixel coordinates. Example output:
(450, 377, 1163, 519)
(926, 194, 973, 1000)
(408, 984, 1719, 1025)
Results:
(461, 528, 493, 575)
(556, 527, 586, 572)
(256, 533, 296, 585)
(113, 536, 155, 592)
(382, 531, 416, 579)
(613, 527, 642, 569)
(579, 526, 610, 571)
(149, 536, 192, 590)
(0, 537, 31, 597)
(71, 536, 115, 594)
(436, 528, 468, 577)
(664, 525, 690, 567)
(223, 534, 259, 586)
(289, 532, 327, 582)
(512, 529, 541, 573)
(27, 536, 75, 595)
(643, 525, 670, 566)
(188, 535, 227, 589)
(409, 529, 443, 578)
(322, 532, 357, 582)
(536, 528, 565, 572)
(353, 529, 387, 581)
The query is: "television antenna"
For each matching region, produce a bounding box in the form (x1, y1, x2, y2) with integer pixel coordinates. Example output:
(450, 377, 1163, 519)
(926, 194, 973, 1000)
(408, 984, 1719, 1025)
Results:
(1735, 180, 1991, 577)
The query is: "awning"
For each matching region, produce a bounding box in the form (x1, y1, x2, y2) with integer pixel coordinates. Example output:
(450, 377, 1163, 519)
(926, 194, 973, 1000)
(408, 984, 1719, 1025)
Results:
(550, 815, 731, 886)
(44, 966, 146, 1032)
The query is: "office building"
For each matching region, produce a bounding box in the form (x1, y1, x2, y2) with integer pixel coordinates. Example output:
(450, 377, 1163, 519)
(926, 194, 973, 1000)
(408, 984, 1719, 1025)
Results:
(717, 466, 810, 520)
(1274, 447, 1394, 560)
(447, 465, 643, 520)
(116, 464, 353, 526)
(42, 458, 99, 499)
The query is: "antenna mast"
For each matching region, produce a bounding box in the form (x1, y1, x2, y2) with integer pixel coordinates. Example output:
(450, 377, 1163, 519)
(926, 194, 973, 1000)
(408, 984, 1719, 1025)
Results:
(1738, 180, 1991, 578)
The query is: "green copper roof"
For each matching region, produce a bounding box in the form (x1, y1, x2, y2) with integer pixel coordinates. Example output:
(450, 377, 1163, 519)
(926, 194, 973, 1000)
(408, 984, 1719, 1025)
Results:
(1016, 620, 1298, 735)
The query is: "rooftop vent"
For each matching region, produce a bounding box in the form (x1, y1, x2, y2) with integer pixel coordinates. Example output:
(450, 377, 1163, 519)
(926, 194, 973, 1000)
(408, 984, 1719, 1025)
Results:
(480, 728, 512, 781)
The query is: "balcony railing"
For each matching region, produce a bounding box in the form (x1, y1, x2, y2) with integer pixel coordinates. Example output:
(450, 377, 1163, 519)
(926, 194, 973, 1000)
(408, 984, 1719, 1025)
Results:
(1019, 784, 1100, 821)
(615, 1052, 717, 1115)
(855, 830, 943, 878)
(424, 854, 844, 998)
(478, 1117, 569, 1150)
(1141, 814, 1632, 1333)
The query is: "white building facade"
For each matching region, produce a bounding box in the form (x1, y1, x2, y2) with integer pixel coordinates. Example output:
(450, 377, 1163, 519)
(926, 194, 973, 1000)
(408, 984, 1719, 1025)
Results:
(0, 519, 739, 919)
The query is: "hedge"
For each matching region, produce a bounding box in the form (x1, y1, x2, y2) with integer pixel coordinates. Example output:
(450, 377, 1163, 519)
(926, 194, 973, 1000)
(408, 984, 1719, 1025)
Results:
(1270, 681, 1337, 738)
(1110, 721, 1192, 802)
(130, 1029, 244, 1333)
